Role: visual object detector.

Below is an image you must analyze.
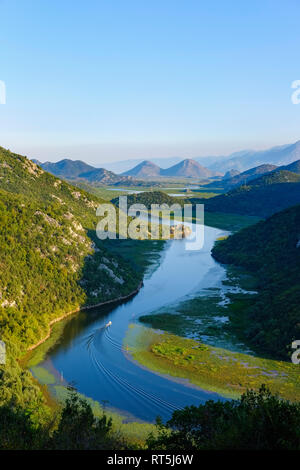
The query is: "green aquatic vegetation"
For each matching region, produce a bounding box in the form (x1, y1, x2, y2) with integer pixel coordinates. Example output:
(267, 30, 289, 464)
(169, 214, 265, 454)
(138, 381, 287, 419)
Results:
(196, 211, 261, 232)
(128, 325, 300, 402)
(25, 319, 71, 368)
(139, 285, 255, 353)
(31, 366, 56, 385)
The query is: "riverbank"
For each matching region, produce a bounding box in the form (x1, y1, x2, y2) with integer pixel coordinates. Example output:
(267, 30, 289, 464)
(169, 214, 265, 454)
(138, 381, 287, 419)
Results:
(25, 215, 264, 428)
(138, 265, 258, 354)
(128, 261, 300, 402)
(26, 281, 143, 353)
(127, 325, 300, 402)
(22, 239, 167, 444)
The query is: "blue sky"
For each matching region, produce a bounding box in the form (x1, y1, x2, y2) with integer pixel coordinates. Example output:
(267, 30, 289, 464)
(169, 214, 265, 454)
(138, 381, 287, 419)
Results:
(0, 0, 300, 164)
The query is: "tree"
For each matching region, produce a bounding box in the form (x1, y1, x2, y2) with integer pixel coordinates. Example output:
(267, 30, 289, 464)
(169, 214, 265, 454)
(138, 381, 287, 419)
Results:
(146, 386, 300, 450)
(50, 389, 114, 450)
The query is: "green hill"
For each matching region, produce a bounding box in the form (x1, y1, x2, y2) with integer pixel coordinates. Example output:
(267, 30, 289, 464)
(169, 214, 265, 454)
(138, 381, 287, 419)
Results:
(280, 159, 300, 174)
(112, 190, 186, 208)
(248, 169, 300, 186)
(0, 147, 142, 352)
(212, 204, 300, 359)
(200, 170, 300, 217)
(37, 159, 95, 178)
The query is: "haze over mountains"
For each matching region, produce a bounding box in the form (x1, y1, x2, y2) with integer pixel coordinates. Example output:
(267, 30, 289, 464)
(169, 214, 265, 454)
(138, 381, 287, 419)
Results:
(215, 159, 300, 191)
(32, 158, 95, 178)
(223, 169, 240, 180)
(210, 140, 300, 173)
(33, 158, 137, 185)
(161, 159, 215, 178)
(215, 164, 278, 190)
(103, 140, 300, 174)
(33, 139, 300, 184)
(34, 157, 217, 181)
(122, 159, 216, 178)
(122, 160, 161, 178)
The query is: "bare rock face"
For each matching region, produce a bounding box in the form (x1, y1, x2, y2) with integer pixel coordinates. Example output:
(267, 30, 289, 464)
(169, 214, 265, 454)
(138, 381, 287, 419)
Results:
(98, 263, 124, 285)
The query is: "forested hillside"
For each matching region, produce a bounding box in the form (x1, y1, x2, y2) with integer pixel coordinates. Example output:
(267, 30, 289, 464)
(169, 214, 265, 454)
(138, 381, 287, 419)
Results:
(212, 205, 300, 358)
(207, 163, 277, 190)
(112, 190, 186, 208)
(249, 169, 300, 186)
(200, 171, 300, 217)
(0, 147, 148, 414)
(0, 190, 140, 350)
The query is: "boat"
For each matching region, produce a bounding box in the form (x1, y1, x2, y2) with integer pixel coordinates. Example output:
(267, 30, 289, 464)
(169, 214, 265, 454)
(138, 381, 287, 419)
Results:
(105, 321, 112, 327)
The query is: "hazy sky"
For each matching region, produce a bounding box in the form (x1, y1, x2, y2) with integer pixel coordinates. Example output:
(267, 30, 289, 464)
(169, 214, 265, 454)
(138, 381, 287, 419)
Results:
(1, 0, 300, 165)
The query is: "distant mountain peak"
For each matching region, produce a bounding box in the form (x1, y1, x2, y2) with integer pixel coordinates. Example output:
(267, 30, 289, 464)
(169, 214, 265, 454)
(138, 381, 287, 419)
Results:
(39, 159, 95, 178)
(122, 160, 161, 177)
(120, 157, 214, 178)
(35, 158, 137, 185)
(161, 159, 213, 178)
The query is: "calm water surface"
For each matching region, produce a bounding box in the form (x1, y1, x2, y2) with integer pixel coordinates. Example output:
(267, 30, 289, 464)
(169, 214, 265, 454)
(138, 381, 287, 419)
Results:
(34, 224, 229, 422)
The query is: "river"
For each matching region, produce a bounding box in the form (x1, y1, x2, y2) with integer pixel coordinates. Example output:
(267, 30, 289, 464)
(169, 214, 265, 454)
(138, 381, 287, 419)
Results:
(32, 224, 230, 422)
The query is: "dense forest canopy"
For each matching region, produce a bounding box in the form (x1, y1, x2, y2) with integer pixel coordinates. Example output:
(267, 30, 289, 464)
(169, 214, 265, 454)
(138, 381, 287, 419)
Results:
(112, 190, 187, 208)
(0, 147, 142, 352)
(212, 204, 300, 359)
(0, 146, 299, 450)
(0, 147, 147, 421)
(199, 171, 300, 217)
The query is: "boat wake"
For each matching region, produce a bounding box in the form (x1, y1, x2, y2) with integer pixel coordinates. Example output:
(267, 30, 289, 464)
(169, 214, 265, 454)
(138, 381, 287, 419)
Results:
(84, 325, 180, 415)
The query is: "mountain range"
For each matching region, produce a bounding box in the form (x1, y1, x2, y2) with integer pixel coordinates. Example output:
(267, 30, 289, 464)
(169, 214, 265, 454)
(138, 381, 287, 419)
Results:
(33, 139, 300, 183)
(212, 159, 300, 191)
(122, 158, 217, 178)
(33, 158, 138, 185)
(34, 157, 218, 181)
(32, 158, 95, 178)
(206, 140, 300, 173)
(101, 140, 300, 174)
